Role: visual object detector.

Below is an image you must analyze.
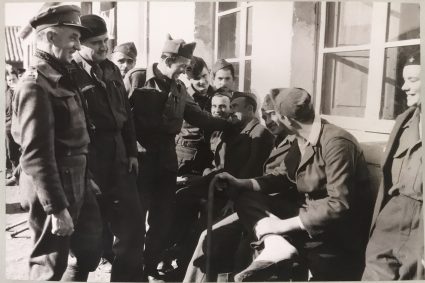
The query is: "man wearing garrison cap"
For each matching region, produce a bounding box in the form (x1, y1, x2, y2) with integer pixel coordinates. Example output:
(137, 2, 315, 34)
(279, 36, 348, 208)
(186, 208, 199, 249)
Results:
(72, 14, 145, 282)
(11, 4, 102, 280)
(130, 34, 237, 279)
(363, 51, 423, 280)
(202, 88, 373, 281)
(212, 58, 236, 91)
(111, 42, 137, 78)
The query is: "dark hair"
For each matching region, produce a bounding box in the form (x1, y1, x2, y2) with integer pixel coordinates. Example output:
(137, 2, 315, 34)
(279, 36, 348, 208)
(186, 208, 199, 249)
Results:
(213, 64, 235, 79)
(5, 65, 18, 78)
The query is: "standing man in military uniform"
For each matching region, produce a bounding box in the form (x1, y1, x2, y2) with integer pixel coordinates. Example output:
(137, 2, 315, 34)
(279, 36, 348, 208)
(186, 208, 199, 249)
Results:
(362, 52, 423, 280)
(211, 59, 236, 91)
(131, 34, 235, 279)
(72, 14, 145, 282)
(11, 5, 102, 281)
(111, 42, 137, 78)
(176, 56, 216, 176)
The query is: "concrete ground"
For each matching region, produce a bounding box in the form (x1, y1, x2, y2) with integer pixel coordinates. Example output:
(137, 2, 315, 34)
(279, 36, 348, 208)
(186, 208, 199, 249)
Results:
(4, 183, 111, 282)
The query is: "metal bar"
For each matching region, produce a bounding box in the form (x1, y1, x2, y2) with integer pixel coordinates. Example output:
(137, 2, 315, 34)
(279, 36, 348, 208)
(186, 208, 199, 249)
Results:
(206, 175, 217, 282)
(10, 227, 29, 238)
(5, 220, 27, 232)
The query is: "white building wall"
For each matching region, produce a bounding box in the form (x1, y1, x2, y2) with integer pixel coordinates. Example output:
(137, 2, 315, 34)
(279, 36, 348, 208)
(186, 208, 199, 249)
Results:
(250, 2, 294, 103)
(116, 1, 148, 67)
(147, 2, 195, 66)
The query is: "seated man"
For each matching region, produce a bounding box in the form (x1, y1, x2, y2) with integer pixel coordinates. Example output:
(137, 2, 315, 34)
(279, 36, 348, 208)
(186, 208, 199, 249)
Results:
(169, 91, 274, 280)
(362, 52, 423, 280)
(186, 88, 374, 282)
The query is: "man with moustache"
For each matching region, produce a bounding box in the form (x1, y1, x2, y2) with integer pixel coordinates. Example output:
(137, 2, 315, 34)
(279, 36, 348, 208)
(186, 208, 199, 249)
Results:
(362, 52, 424, 280)
(72, 14, 145, 282)
(131, 34, 236, 279)
(11, 5, 102, 281)
(212, 59, 236, 91)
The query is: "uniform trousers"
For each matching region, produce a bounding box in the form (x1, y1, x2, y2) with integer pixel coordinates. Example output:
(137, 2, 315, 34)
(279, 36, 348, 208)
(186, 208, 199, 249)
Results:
(20, 155, 102, 281)
(90, 133, 145, 282)
(362, 195, 424, 280)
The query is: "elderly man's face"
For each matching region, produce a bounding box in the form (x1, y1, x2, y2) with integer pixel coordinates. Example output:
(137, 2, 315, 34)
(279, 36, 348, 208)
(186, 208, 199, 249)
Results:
(112, 51, 136, 77)
(81, 33, 109, 63)
(402, 65, 421, 107)
(211, 95, 230, 118)
(262, 109, 282, 135)
(190, 67, 210, 94)
(213, 69, 234, 90)
(50, 27, 82, 63)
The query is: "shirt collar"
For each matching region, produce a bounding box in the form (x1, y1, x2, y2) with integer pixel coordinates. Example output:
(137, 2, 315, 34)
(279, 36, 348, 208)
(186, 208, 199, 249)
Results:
(73, 52, 94, 76)
(306, 114, 321, 146)
(35, 57, 63, 86)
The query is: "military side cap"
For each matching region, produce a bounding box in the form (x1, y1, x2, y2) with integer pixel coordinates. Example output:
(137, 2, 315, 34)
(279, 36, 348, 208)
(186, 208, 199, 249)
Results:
(274, 88, 313, 120)
(29, 4, 89, 34)
(405, 52, 421, 66)
(186, 56, 208, 79)
(212, 59, 234, 75)
(262, 93, 276, 112)
(162, 34, 196, 59)
(80, 14, 107, 41)
(113, 42, 138, 60)
(231, 91, 258, 111)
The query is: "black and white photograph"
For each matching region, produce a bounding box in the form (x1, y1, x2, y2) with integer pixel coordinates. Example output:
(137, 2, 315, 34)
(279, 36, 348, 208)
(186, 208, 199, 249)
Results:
(2, 0, 423, 282)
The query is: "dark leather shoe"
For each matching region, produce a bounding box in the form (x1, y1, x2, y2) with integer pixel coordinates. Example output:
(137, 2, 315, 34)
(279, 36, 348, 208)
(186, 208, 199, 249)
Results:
(234, 259, 294, 282)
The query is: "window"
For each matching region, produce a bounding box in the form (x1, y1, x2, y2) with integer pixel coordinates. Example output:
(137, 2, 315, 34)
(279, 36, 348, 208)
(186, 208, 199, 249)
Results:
(316, 2, 420, 132)
(215, 2, 253, 92)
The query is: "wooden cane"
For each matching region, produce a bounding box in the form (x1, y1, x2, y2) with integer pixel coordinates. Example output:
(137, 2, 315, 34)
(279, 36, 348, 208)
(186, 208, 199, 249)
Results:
(206, 175, 217, 282)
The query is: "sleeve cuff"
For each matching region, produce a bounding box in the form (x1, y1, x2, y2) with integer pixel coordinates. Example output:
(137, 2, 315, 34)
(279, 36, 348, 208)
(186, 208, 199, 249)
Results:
(250, 179, 261, 191)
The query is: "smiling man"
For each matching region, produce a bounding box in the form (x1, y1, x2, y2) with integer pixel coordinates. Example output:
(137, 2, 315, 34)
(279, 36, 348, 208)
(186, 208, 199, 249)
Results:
(362, 52, 423, 280)
(130, 34, 237, 280)
(72, 14, 145, 282)
(11, 5, 103, 281)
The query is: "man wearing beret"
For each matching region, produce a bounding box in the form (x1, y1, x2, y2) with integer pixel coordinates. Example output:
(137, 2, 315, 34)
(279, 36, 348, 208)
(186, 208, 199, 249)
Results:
(176, 56, 216, 176)
(362, 52, 423, 280)
(131, 34, 236, 279)
(72, 14, 145, 282)
(212, 59, 236, 91)
(11, 5, 102, 281)
(204, 88, 373, 281)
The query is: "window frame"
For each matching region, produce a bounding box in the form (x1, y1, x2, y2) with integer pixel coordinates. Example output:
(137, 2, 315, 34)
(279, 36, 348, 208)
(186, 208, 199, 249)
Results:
(315, 2, 420, 134)
(214, 1, 254, 91)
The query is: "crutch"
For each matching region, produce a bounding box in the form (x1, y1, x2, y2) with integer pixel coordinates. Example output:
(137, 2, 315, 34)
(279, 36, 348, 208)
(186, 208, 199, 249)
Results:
(206, 175, 218, 282)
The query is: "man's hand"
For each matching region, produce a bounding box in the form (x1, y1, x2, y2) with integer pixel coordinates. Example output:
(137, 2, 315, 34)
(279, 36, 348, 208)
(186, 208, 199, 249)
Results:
(128, 157, 139, 175)
(88, 178, 102, 195)
(213, 172, 253, 192)
(51, 208, 74, 236)
(255, 216, 302, 239)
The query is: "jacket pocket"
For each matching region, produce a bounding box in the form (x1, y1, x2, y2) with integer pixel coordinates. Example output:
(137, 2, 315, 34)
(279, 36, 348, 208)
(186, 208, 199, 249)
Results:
(59, 165, 86, 205)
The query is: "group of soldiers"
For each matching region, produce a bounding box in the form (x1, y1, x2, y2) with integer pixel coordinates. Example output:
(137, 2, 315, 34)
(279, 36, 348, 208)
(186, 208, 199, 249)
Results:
(6, 3, 423, 283)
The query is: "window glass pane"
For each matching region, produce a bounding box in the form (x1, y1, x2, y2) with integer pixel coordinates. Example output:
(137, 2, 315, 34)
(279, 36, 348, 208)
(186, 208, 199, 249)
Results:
(380, 45, 419, 120)
(218, 12, 240, 59)
(244, 60, 251, 92)
(218, 2, 239, 12)
(232, 62, 240, 91)
(322, 51, 369, 117)
(245, 7, 253, 56)
(387, 3, 420, 42)
(325, 2, 372, 47)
